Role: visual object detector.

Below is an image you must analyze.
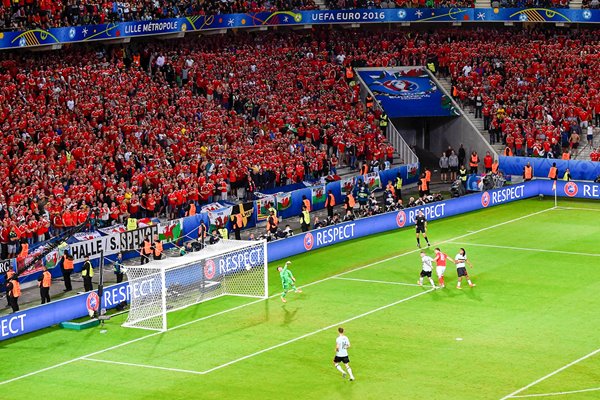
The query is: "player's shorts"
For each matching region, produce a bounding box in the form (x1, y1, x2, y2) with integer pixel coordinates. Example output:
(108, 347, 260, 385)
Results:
(436, 266, 446, 277)
(440, 167, 448, 173)
(420, 270, 432, 278)
(415, 226, 426, 234)
(457, 267, 468, 277)
(334, 356, 350, 364)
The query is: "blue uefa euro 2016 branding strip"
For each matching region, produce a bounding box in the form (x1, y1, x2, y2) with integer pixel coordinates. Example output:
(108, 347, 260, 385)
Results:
(2, 179, 599, 341)
(1, 8, 600, 50)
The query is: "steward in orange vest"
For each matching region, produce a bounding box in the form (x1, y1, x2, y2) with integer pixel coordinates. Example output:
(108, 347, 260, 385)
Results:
(418, 174, 429, 197)
(345, 66, 354, 81)
(267, 211, 279, 234)
(232, 213, 243, 240)
(302, 195, 311, 212)
(325, 190, 336, 218)
(153, 236, 163, 260)
(492, 160, 499, 174)
(344, 192, 356, 212)
(469, 152, 479, 174)
(140, 237, 152, 265)
(523, 163, 533, 181)
(6, 272, 20, 312)
(38, 267, 52, 304)
(548, 163, 558, 180)
(62, 252, 74, 291)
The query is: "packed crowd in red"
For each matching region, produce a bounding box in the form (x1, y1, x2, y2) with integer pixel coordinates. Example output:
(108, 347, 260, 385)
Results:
(1, 27, 599, 256)
(0, 0, 316, 31)
(0, 30, 395, 251)
(441, 29, 600, 159)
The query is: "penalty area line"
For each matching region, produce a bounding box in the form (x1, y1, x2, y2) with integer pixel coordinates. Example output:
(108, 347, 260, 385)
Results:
(510, 387, 600, 398)
(0, 206, 553, 386)
(333, 277, 423, 287)
(449, 242, 600, 257)
(81, 357, 206, 375)
(499, 347, 600, 400)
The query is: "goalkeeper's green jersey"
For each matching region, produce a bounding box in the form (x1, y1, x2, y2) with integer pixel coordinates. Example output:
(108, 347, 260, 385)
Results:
(280, 266, 294, 286)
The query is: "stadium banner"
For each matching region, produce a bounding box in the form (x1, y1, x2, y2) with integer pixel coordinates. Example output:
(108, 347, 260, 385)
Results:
(276, 192, 292, 212)
(208, 207, 233, 228)
(311, 184, 327, 205)
(255, 196, 276, 222)
(158, 218, 184, 243)
(72, 231, 102, 241)
(5, 179, 600, 341)
(356, 67, 459, 117)
(2, 8, 600, 51)
(499, 156, 600, 182)
(362, 171, 382, 191)
(230, 202, 254, 228)
(0, 259, 12, 274)
(67, 233, 120, 262)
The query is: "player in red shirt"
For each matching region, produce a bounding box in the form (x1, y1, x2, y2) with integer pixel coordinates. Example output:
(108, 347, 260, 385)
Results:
(433, 247, 454, 288)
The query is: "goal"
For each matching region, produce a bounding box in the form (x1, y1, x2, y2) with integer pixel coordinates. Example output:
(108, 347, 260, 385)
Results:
(123, 239, 268, 331)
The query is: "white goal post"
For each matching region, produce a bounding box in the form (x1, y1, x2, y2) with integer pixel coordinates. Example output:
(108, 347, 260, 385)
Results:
(123, 239, 268, 332)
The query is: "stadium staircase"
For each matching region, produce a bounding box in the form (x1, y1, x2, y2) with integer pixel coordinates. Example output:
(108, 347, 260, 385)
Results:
(437, 76, 505, 155)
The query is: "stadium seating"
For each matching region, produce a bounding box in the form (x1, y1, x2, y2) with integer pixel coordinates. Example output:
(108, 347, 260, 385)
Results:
(0, 0, 318, 31)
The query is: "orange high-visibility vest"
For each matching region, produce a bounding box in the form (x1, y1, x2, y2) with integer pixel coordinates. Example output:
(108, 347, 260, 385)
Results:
(347, 194, 356, 208)
(63, 256, 74, 270)
(469, 155, 479, 167)
(39, 271, 51, 288)
(492, 162, 499, 174)
(419, 178, 429, 191)
(18, 243, 28, 259)
(143, 240, 152, 254)
(303, 198, 311, 212)
(188, 203, 196, 216)
(10, 279, 21, 297)
(548, 166, 558, 179)
(365, 95, 374, 108)
(561, 152, 570, 160)
(267, 216, 278, 231)
(154, 241, 163, 257)
(235, 214, 243, 228)
(326, 194, 336, 207)
(133, 54, 140, 66)
(504, 147, 513, 156)
(425, 170, 431, 182)
(360, 164, 369, 175)
(524, 165, 533, 180)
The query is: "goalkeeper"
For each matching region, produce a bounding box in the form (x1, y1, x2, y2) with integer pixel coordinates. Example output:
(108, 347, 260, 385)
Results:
(278, 261, 302, 303)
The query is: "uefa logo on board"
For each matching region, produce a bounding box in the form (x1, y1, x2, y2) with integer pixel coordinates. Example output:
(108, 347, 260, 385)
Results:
(563, 182, 578, 197)
(86, 291, 100, 313)
(481, 191, 491, 208)
(204, 259, 216, 280)
(382, 80, 419, 94)
(396, 210, 407, 227)
(303, 232, 314, 251)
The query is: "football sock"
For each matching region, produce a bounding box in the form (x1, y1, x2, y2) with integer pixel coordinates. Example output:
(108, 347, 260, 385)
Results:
(346, 367, 354, 380)
(467, 279, 473, 285)
(429, 278, 436, 287)
(457, 281, 462, 287)
(282, 291, 287, 298)
(439, 276, 444, 286)
(417, 238, 420, 246)
(425, 237, 430, 244)
(336, 364, 345, 374)
(418, 278, 423, 285)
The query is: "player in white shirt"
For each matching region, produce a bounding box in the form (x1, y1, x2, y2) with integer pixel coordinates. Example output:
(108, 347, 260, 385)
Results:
(433, 247, 454, 288)
(455, 248, 476, 289)
(333, 327, 355, 381)
(418, 251, 438, 288)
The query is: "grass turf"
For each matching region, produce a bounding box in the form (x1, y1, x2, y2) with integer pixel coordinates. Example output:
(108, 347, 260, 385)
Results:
(1, 198, 599, 400)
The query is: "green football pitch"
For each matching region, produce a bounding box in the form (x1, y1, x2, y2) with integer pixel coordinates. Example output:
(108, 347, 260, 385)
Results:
(1, 198, 600, 400)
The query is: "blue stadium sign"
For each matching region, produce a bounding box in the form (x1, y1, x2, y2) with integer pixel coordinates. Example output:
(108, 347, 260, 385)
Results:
(1, 8, 599, 51)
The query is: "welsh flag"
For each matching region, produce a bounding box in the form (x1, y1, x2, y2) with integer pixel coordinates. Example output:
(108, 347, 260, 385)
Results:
(276, 192, 292, 211)
(256, 196, 275, 222)
(407, 163, 419, 180)
(311, 184, 326, 204)
(159, 219, 183, 243)
(363, 172, 382, 191)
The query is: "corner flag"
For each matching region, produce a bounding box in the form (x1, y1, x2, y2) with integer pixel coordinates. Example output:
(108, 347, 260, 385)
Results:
(552, 180, 556, 191)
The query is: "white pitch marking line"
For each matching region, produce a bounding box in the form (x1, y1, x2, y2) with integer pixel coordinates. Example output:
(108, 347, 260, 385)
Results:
(450, 242, 600, 257)
(0, 206, 554, 386)
(333, 277, 423, 287)
(499, 347, 600, 400)
(554, 206, 600, 212)
(199, 289, 434, 375)
(81, 357, 205, 375)
(510, 387, 600, 398)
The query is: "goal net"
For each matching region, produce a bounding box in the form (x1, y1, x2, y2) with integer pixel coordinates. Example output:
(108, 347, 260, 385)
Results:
(123, 239, 268, 331)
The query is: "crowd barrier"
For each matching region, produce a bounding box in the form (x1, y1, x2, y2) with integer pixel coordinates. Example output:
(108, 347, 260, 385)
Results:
(2, 179, 598, 341)
(499, 156, 600, 181)
(2, 8, 600, 51)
